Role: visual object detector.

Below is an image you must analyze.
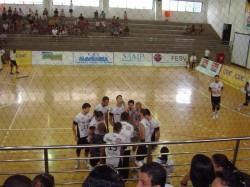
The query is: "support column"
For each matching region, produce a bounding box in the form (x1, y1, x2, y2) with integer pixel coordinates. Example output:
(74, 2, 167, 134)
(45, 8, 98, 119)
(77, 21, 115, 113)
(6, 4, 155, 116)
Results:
(154, 0, 162, 21)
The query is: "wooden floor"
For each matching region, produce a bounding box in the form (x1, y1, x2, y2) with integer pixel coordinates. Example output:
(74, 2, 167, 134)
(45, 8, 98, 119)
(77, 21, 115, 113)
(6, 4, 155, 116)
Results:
(0, 64, 249, 186)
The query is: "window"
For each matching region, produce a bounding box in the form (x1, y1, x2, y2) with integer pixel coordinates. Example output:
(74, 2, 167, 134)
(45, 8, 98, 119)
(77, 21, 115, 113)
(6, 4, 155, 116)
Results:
(52, 0, 99, 6)
(109, 0, 153, 9)
(162, 0, 202, 13)
(0, 0, 42, 4)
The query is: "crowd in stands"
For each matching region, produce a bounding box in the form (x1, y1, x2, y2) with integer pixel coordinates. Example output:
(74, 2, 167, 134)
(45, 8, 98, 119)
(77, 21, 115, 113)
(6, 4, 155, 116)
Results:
(0, 7, 130, 38)
(184, 23, 204, 35)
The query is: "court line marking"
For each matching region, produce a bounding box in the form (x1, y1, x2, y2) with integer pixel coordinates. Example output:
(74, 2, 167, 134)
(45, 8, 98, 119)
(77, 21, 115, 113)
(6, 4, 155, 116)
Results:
(1, 70, 38, 147)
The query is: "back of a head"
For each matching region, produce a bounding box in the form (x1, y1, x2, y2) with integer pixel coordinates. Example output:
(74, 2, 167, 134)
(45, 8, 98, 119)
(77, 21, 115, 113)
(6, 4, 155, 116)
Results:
(140, 162, 166, 187)
(215, 170, 247, 187)
(3, 175, 32, 187)
(114, 122, 122, 132)
(212, 154, 236, 171)
(190, 154, 215, 187)
(82, 165, 124, 187)
(160, 146, 169, 161)
(142, 108, 151, 116)
(32, 173, 55, 187)
(121, 112, 129, 121)
(94, 110, 103, 118)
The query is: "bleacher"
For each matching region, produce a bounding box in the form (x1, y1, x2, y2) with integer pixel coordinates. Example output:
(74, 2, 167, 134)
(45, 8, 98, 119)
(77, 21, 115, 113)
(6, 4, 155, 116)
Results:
(4, 18, 229, 63)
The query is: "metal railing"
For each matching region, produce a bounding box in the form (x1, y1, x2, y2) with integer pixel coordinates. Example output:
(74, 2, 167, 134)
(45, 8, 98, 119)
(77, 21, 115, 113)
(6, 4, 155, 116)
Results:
(0, 136, 249, 186)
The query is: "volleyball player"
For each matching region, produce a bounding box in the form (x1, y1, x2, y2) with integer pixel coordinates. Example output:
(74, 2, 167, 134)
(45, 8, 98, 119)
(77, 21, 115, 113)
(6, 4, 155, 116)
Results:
(72, 103, 92, 169)
(95, 96, 109, 132)
(209, 75, 224, 119)
(237, 82, 250, 111)
(109, 95, 126, 126)
(88, 111, 105, 136)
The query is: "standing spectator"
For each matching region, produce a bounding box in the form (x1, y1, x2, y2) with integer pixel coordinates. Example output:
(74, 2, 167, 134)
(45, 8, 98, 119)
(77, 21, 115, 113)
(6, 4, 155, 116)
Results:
(43, 8, 49, 21)
(103, 122, 125, 168)
(12, 8, 18, 21)
(2, 7, 7, 21)
(3, 21, 9, 33)
(27, 8, 33, 17)
(137, 162, 173, 187)
(34, 10, 39, 21)
(95, 19, 100, 32)
(100, 10, 106, 19)
(237, 82, 250, 111)
(94, 10, 98, 19)
(7, 7, 12, 19)
(79, 13, 84, 21)
(209, 75, 223, 119)
(118, 26, 123, 37)
(18, 8, 24, 20)
(154, 146, 175, 184)
(69, 0, 73, 17)
(204, 47, 210, 59)
(100, 19, 106, 32)
(10, 49, 19, 74)
(60, 9, 65, 18)
(189, 52, 197, 69)
(54, 8, 59, 17)
(72, 103, 92, 169)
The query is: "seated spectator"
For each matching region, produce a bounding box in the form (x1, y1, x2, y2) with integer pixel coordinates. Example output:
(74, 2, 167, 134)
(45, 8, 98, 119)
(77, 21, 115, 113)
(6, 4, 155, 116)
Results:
(18, 8, 24, 20)
(82, 165, 124, 187)
(3, 174, 32, 187)
(124, 26, 129, 36)
(27, 8, 33, 17)
(181, 154, 215, 187)
(94, 10, 98, 19)
(190, 24, 196, 33)
(32, 173, 55, 187)
(100, 11, 106, 19)
(197, 24, 204, 35)
(3, 21, 9, 33)
(60, 9, 65, 18)
(12, 8, 18, 21)
(113, 27, 119, 37)
(7, 7, 12, 18)
(54, 8, 59, 17)
(52, 27, 58, 37)
(189, 52, 197, 69)
(137, 162, 173, 187)
(2, 7, 7, 21)
(79, 13, 84, 21)
(118, 26, 123, 37)
(15, 19, 23, 31)
(0, 31, 7, 45)
(211, 154, 237, 173)
(34, 10, 39, 21)
(154, 146, 175, 184)
(62, 26, 68, 35)
(111, 16, 116, 25)
(48, 18, 56, 27)
(32, 22, 39, 34)
(100, 19, 106, 32)
(95, 19, 100, 32)
(43, 8, 49, 21)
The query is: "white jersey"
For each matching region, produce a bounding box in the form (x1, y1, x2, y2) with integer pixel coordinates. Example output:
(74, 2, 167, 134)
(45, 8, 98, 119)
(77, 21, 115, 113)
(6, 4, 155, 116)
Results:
(190, 55, 197, 62)
(110, 105, 125, 123)
(205, 49, 210, 57)
(149, 118, 160, 140)
(95, 104, 109, 115)
(0, 49, 5, 57)
(154, 157, 175, 176)
(120, 121, 134, 150)
(140, 118, 152, 142)
(73, 112, 93, 138)
(89, 117, 105, 134)
(10, 52, 16, 61)
(245, 84, 250, 96)
(209, 81, 223, 97)
(103, 133, 124, 167)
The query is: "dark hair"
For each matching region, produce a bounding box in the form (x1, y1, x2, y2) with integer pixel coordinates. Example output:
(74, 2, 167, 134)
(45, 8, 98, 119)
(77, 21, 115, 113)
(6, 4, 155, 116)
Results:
(160, 146, 169, 161)
(32, 173, 55, 187)
(97, 123, 106, 133)
(140, 162, 166, 187)
(212, 154, 237, 171)
(114, 122, 122, 132)
(116, 95, 122, 100)
(128, 100, 134, 105)
(94, 110, 103, 118)
(121, 112, 129, 121)
(83, 165, 124, 187)
(13, 49, 16, 53)
(3, 175, 32, 187)
(102, 96, 109, 102)
(215, 170, 246, 187)
(214, 75, 219, 78)
(190, 154, 215, 187)
(142, 108, 151, 116)
(82, 103, 91, 109)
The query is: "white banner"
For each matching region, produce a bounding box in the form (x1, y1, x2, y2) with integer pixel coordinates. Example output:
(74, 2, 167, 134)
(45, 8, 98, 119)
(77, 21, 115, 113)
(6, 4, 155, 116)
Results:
(196, 58, 223, 77)
(153, 53, 188, 66)
(114, 52, 152, 66)
(32, 51, 73, 65)
(74, 52, 114, 65)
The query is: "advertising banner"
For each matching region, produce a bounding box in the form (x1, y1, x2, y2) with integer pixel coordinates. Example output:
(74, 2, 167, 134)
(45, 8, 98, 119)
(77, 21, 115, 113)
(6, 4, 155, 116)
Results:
(114, 52, 152, 66)
(74, 52, 114, 65)
(153, 53, 188, 66)
(196, 58, 222, 77)
(32, 51, 73, 65)
(245, 0, 250, 29)
(219, 64, 250, 88)
(15, 51, 32, 66)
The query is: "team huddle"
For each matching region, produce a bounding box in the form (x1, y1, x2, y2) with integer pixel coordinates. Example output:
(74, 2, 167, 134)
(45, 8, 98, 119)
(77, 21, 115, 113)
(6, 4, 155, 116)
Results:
(72, 95, 160, 180)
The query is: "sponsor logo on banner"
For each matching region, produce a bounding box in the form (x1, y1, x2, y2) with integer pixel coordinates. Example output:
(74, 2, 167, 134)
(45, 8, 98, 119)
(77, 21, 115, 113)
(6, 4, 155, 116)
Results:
(16, 51, 32, 65)
(74, 52, 113, 65)
(152, 53, 188, 66)
(201, 59, 209, 69)
(211, 62, 220, 73)
(114, 52, 152, 66)
(42, 52, 63, 61)
(196, 58, 222, 77)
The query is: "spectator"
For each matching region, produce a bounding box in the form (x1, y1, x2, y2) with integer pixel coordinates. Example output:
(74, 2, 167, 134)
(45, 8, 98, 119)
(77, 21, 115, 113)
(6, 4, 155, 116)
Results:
(34, 10, 39, 21)
(190, 24, 196, 34)
(43, 8, 49, 21)
(211, 154, 236, 173)
(18, 8, 24, 20)
(2, 7, 7, 21)
(3, 21, 9, 33)
(181, 154, 215, 187)
(52, 27, 58, 37)
(137, 162, 173, 187)
(111, 16, 116, 25)
(197, 24, 204, 35)
(100, 19, 106, 32)
(94, 10, 99, 19)
(32, 22, 39, 34)
(3, 175, 32, 187)
(69, 0, 73, 17)
(116, 17, 120, 27)
(95, 19, 100, 32)
(27, 8, 33, 17)
(60, 9, 65, 18)
(204, 47, 210, 59)
(82, 165, 125, 187)
(0, 46, 5, 64)
(79, 13, 84, 21)
(100, 10, 106, 19)
(118, 26, 123, 37)
(189, 52, 197, 69)
(54, 8, 59, 17)
(32, 173, 55, 187)
(7, 7, 12, 18)
(124, 26, 129, 36)
(12, 8, 18, 21)
(62, 26, 68, 35)
(154, 146, 175, 184)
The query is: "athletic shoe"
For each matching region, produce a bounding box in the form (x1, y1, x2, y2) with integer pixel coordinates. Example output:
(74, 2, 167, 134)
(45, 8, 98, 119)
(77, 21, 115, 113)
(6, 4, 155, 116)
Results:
(135, 160, 144, 167)
(243, 103, 248, 106)
(16, 71, 19, 74)
(212, 115, 216, 120)
(10, 72, 14, 74)
(75, 160, 80, 169)
(83, 159, 88, 166)
(215, 113, 219, 119)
